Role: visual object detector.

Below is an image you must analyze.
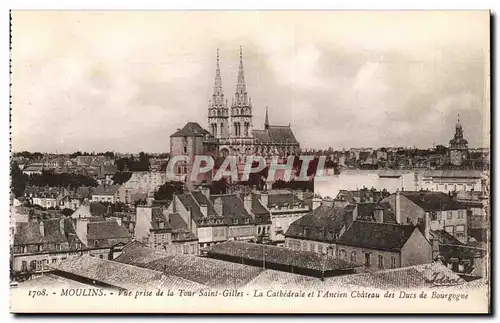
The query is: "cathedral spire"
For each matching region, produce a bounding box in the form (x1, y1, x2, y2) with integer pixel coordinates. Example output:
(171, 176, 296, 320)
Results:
(212, 48, 224, 106)
(264, 106, 269, 130)
(234, 46, 248, 106)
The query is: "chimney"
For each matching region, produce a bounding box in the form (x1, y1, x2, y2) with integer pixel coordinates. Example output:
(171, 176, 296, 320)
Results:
(39, 221, 45, 237)
(244, 194, 253, 219)
(59, 218, 66, 236)
(260, 191, 269, 207)
(424, 209, 431, 241)
(214, 198, 223, 216)
(312, 197, 322, 210)
(199, 204, 208, 217)
(395, 190, 401, 224)
(200, 186, 210, 199)
(187, 207, 193, 231)
(75, 218, 88, 247)
(374, 207, 384, 223)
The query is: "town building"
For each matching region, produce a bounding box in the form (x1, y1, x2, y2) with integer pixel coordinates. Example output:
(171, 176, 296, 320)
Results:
(24, 186, 67, 209)
(419, 170, 484, 193)
(134, 206, 198, 255)
(382, 191, 469, 243)
(91, 184, 121, 203)
(252, 189, 311, 245)
(449, 115, 469, 166)
(335, 221, 432, 271)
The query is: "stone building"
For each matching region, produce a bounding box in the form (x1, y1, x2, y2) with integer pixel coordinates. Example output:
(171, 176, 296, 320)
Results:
(449, 114, 469, 166)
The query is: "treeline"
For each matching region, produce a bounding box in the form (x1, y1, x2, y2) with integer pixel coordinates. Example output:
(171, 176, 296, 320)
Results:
(27, 171, 98, 189)
(69, 151, 115, 158)
(112, 171, 132, 185)
(115, 152, 150, 172)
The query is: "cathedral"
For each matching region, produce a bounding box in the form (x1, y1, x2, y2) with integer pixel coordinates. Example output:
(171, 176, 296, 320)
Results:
(449, 114, 469, 166)
(207, 47, 300, 157)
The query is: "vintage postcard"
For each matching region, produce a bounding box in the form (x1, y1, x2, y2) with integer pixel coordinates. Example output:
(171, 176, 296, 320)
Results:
(9, 10, 490, 314)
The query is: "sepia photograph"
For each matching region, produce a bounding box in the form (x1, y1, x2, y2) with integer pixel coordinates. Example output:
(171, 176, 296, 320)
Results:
(8, 10, 490, 314)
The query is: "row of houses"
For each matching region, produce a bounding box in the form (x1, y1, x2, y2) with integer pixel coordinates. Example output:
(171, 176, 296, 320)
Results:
(283, 190, 487, 278)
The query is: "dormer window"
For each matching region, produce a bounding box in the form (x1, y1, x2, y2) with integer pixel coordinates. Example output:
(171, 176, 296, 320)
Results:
(94, 241, 99, 248)
(233, 219, 238, 225)
(159, 222, 164, 229)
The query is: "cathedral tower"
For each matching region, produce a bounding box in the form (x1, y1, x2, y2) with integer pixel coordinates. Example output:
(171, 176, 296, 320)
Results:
(230, 47, 253, 141)
(208, 49, 229, 140)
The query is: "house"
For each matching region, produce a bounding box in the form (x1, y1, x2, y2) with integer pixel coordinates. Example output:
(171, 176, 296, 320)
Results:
(91, 184, 121, 203)
(73, 217, 132, 259)
(253, 189, 310, 244)
(419, 170, 484, 193)
(382, 191, 469, 243)
(11, 218, 86, 278)
(24, 186, 67, 209)
(96, 164, 117, 186)
(134, 206, 198, 255)
(22, 163, 44, 175)
(210, 194, 255, 242)
(335, 221, 432, 271)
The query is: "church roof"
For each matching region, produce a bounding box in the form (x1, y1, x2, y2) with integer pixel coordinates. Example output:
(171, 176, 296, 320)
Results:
(252, 125, 299, 145)
(171, 122, 212, 138)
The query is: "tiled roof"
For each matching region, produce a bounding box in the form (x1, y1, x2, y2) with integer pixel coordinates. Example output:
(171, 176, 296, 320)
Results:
(468, 228, 488, 243)
(319, 262, 466, 290)
(176, 193, 203, 221)
(267, 190, 305, 208)
(337, 221, 417, 252)
(14, 222, 43, 245)
(40, 219, 67, 244)
(52, 255, 204, 291)
(430, 230, 464, 246)
(252, 125, 299, 144)
(191, 191, 216, 215)
(169, 213, 197, 242)
(400, 191, 467, 211)
(207, 241, 357, 272)
(285, 205, 348, 242)
(210, 194, 253, 222)
(170, 122, 212, 138)
(114, 241, 264, 288)
(87, 220, 131, 241)
(251, 194, 269, 215)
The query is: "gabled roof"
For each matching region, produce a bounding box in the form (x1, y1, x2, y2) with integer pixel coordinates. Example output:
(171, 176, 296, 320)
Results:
(170, 122, 212, 138)
(336, 221, 417, 252)
(52, 255, 204, 291)
(87, 220, 131, 241)
(286, 205, 349, 242)
(400, 191, 467, 211)
(114, 242, 263, 288)
(14, 222, 43, 245)
(210, 194, 253, 224)
(207, 241, 357, 272)
(191, 191, 216, 216)
(169, 213, 197, 242)
(252, 125, 299, 144)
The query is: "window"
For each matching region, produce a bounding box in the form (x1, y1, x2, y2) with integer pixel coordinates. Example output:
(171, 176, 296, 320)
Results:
(391, 256, 396, 268)
(364, 253, 371, 267)
(458, 210, 464, 219)
(431, 212, 438, 221)
(351, 251, 357, 263)
(52, 258, 57, 263)
(378, 255, 384, 269)
(417, 218, 424, 225)
(455, 225, 465, 233)
(183, 146, 187, 154)
(309, 243, 314, 252)
(445, 226, 454, 234)
(56, 244, 61, 251)
(447, 211, 453, 220)
(183, 245, 189, 254)
(94, 240, 99, 247)
(30, 260, 36, 271)
(99, 255, 104, 259)
(233, 219, 238, 225)
(318, 244, 323, 254)
(21, 261, 27, 272)
(406, 217, 411, 224)
(340, 249, 347, 260)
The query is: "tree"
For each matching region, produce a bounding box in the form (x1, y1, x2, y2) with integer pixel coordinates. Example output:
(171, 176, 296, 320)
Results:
(10, 161, 28, 197)
(112, 171, 132, 185)
(154, 182, 184, 201)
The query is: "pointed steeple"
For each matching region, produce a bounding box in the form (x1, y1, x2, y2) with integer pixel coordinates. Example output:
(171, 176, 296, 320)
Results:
(264, 106, 269, 130)
(234, 46, 248, 106)
(212, 48, 224, 106)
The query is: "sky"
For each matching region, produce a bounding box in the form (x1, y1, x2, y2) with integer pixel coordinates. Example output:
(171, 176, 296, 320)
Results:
(11, 11, 490, 153)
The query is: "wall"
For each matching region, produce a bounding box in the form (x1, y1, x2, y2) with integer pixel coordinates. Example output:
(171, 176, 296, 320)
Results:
(269, 209, 309, 242)
(400, 229, 433, 267)
(335, 244, 401, 271)
(285, 237, 336, 256)
(383, 194, 425, 225)
(227, 225, 254, 240)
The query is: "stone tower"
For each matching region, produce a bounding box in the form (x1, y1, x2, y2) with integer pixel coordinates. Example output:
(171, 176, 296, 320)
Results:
(449, 114, 469, 166)
(208, 49, 229, 140)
